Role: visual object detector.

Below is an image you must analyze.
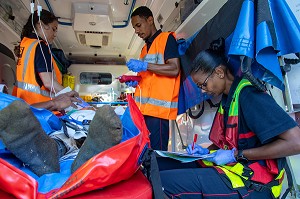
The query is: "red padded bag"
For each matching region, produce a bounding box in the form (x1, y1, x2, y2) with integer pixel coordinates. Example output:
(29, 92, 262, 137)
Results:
(0, 95, 150, 199)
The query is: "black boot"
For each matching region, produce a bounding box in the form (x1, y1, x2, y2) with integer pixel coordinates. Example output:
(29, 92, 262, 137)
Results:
(0, 100, 60, 176)
(71, 105, 123, 173)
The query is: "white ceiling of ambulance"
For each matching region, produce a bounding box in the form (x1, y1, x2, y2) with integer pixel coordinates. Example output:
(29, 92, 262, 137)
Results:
(1, 0, 231, 63)
(1, 0, 181, 62)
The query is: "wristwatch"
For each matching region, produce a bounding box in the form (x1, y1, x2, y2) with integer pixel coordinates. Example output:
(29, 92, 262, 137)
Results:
(236, 149, 248, 163)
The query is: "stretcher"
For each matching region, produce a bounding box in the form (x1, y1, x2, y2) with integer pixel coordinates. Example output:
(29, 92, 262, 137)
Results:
(0, 94, 152, 198)
(0, 170, 152, 199)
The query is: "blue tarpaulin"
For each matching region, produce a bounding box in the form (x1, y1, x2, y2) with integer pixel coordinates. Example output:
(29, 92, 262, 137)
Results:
(228, 0, 300, 90)
(177, 0, 300, 114)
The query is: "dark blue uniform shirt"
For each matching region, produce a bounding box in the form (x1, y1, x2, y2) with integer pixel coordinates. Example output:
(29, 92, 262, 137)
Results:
(221, 77, 297, 151)
(145, 29, 180, 61)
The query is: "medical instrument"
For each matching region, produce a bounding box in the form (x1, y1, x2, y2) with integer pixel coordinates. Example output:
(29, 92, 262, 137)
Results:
(116, 75, 141, 83)
(192, 133, 198, 150)
(76, 97, 90, 108)
(60, 115, 88, 138)
(31, 1, 56, 98)
(60, 114, 87, 126)
(82, 119, 91, 125)
(64, 121, 82, 132)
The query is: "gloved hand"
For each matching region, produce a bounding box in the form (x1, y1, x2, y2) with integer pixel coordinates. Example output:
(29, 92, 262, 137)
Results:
(126, 59, 148, 72)
(206, 148, 237, 165)
(186, 144, 209, 155)
(125, 80, 138, 88)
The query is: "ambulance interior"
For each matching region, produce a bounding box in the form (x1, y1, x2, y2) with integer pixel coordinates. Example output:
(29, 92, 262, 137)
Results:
(0, 0, 300, 198)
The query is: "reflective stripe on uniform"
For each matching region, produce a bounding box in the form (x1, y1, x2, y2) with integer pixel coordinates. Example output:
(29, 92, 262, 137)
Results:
(134, 96, 178, 109)
(15, 81, 50, 97)
(23, 40, 39, 81)
(141, 53, 164, 64)
(271, 169, 285, 198)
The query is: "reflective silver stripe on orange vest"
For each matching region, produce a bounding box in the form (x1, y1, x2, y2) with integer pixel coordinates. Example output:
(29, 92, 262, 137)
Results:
(23, 40, 39, 81)
(134, 96, 178, 109)
(141, 53, 164, 64)
(15, 81, 50, 97)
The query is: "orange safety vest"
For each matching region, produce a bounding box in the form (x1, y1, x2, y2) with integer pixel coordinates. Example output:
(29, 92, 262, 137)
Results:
(134, 32, 180, 120)
(13, 37, 62, 104)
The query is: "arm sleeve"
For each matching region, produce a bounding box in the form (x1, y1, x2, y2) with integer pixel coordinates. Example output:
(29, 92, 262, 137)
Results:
(34, 42, 53, 73)
(240, 87, 297, 144)
(164, 34, 180, 61)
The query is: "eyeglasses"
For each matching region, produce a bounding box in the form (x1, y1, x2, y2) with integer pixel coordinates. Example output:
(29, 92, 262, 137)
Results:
(196, 69, 215, 89)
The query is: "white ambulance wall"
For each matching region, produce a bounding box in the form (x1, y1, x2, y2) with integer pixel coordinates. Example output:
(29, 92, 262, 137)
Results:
(173, 101, 217, 152)
(0, 53, 16, 94)
(68, 64, 130, 100)
(0, 18, 18, 94)
(0, 19, 19, 55)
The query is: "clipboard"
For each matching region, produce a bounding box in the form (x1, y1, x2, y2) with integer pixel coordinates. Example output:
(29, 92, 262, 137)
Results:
(155, 150, 215, 163)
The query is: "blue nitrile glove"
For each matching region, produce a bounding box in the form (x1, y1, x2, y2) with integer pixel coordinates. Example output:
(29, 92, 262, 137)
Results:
(206, 148, 237, 165)
(126, 59, 148, 72)
(125, 80, 138, 88)
(186, 144, 209, 155)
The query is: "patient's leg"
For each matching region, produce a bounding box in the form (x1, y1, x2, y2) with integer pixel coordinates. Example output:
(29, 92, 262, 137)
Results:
(0, 100, 60, 176)
(71, 105, 122, 173)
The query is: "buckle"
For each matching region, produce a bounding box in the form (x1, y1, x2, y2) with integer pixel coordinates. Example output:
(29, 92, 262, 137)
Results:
(242, 167, 253, 177)
(249, 182, 268, 192)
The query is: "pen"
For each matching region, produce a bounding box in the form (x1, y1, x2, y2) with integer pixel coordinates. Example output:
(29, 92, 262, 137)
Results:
(192, 134, 198, 150)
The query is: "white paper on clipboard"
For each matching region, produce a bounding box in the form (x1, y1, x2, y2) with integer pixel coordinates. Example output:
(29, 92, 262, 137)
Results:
(155, 150, 215, 163)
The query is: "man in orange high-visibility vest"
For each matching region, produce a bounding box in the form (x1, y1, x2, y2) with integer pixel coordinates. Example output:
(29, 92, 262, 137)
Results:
(126, 6, 181, 151)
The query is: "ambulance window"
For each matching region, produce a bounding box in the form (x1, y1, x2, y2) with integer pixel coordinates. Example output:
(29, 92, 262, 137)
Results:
(79, 72, 112, 85)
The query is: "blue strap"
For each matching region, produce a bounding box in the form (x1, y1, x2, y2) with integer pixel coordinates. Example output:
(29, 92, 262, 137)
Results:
(59, 114, 84, 126)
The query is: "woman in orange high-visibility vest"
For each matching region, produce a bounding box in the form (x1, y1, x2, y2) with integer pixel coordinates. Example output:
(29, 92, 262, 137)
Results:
(13, 9, 64, 105)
